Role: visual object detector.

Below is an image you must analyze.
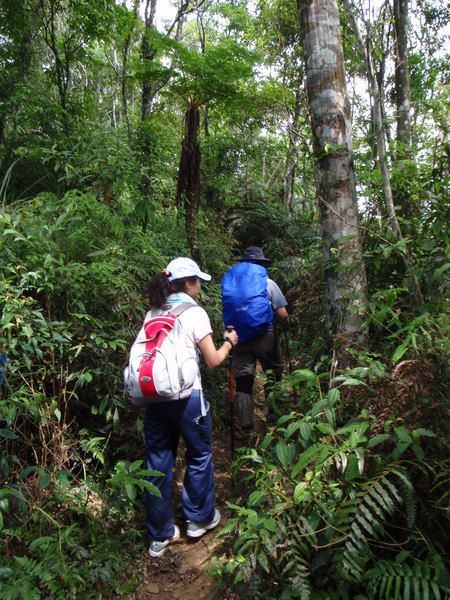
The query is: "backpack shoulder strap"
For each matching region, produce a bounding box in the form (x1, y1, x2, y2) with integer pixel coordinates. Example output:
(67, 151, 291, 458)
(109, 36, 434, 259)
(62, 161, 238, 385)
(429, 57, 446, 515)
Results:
(169, 302, 196, 317)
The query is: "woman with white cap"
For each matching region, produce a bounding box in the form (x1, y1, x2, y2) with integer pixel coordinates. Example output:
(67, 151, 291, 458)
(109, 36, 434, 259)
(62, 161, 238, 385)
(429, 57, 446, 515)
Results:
(143, 257, 238, 558)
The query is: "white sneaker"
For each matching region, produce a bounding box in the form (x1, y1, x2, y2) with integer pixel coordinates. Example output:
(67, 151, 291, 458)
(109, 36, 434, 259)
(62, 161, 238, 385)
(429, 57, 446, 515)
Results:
(148, 524, 180, 558)
(186, 508, 221, 538)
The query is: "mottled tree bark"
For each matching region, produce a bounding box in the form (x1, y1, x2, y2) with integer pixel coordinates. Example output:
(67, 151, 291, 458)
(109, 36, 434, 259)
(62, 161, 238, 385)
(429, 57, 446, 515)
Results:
(393, 0, 412, 153)
(298, 0, 368, 362)
(393, 0, 418, 219)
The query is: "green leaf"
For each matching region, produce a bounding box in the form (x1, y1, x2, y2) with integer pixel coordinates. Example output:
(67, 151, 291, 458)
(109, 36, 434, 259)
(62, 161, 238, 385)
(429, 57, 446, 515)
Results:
(285, 421, 302, 439)
(342, 378, 366, 386)
(275, 441, 295, 467)
(413, 428, 436, 438)
(125, 484, 135, 500)
(292, 443, 328, 476)
(260, 433, 274, 450)
(39, 472, 52, 489)
(367, 434, 391, 447)
(394, 426, 411, 443)
(0, 429, 17, 440)
(248, 491, 267, 506)
(263, 518, 277, 532)
(327, 388, 340, 405)
(411, 444, 424, 460)
(316, 423, 333, 435)
(299, 422, 312, 441)
(294, 482, 308, 503)
(30, 536, 54, 549)
(291, 369, 317, 385)
(392, 342, 409, 364)
(393, 441, 410, 459)
(141, 481, 161, 498)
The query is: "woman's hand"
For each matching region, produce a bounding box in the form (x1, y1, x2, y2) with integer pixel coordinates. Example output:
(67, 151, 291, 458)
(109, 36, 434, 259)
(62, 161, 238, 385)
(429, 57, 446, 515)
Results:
(223, 327, 238, 348)
(198, 329, 238, 368)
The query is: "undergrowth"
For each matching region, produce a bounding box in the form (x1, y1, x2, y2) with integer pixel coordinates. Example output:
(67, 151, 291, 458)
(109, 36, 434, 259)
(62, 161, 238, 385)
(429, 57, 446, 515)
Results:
(215, 367, 450, 599)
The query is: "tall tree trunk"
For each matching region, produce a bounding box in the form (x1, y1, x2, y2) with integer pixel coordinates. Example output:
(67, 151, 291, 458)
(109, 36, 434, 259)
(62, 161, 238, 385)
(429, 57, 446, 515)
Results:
(393, 0, 417, 219)
(343, 0, 423, 304)
(121, 0, 139, 138)
(283, 87, 302, 213)
(176, 106, 201, 261)
(39, 0, 70, 124)
(141, 0, 158, 121)
(298, 0, 368, 365)
(393, 0, 412, 153)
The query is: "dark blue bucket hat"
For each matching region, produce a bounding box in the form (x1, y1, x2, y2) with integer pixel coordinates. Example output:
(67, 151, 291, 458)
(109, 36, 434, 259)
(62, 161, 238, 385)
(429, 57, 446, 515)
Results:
(239, 246, 272, 264)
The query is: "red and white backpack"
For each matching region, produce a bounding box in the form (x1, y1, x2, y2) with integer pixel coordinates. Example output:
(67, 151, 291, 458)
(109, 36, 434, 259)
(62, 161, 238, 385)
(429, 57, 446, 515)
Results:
(123, 303, 198, 406)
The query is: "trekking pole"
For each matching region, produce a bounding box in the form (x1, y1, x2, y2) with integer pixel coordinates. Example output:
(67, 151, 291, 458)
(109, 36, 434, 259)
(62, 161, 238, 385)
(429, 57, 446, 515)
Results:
(226, 326, 235, 459)
(284, 329, 292, 373)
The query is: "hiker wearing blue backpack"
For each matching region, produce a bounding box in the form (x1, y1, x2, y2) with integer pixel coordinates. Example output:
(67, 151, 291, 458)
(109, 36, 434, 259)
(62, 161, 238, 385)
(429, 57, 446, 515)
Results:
(128, 257, 238, 558)
(221, 247, 289, 438)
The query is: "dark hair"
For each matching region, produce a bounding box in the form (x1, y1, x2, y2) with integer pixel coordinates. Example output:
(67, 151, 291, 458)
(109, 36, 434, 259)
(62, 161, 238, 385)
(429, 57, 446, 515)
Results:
(147, 273, 199, 309)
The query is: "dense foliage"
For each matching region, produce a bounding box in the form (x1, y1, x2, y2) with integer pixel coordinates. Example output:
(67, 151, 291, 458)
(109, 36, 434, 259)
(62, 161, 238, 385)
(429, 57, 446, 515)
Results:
(0, 0, 448, 597)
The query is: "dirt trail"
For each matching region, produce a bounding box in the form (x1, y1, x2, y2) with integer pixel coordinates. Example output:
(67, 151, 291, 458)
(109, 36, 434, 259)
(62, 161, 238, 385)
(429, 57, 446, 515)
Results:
(127, 432, 236, 600)
(127, 375, 268, 600)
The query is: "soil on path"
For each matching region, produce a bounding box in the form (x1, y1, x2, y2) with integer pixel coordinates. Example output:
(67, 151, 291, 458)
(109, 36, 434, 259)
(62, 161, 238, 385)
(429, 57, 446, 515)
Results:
(126, 432, 238, 600)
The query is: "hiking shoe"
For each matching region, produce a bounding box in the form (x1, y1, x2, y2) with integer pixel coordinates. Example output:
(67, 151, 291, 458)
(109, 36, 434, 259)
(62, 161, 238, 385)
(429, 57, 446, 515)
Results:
(148, 524, 180, 558)
(186, 508, 221, 538)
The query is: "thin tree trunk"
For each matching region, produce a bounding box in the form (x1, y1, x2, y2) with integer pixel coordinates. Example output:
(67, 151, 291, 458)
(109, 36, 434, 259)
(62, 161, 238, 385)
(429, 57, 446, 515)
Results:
(283, 87, 302, 212)
(141, 0, 158, 121)
(40, 0, 70, 121)
(298, 0, 368, 365)
(121, 0, 138, 138)
(111, 48, 118, 128)
(393, 0, 418, 219)
(176, 106, 201, 261)
(343, 0, 423, 304)
(261, 150, 266, 200)
(393, 0, 412, 153)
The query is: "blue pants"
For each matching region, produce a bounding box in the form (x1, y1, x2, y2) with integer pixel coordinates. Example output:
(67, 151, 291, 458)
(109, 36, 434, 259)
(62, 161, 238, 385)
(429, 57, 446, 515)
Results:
(144, 389, 215, 541)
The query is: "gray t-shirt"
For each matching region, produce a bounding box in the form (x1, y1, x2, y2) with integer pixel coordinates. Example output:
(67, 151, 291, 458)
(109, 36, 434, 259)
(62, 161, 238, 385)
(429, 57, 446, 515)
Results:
(267, 279, 287, 311)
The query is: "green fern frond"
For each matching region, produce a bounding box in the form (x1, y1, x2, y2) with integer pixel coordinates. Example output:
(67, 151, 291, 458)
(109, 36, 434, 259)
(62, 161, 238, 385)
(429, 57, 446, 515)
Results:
(335, 467, 413, 581)
(366, 556, 450, 599)
(283, 559, 312, 600)
(309, 586, 355, 599)
(397, 475, 417, 527)
(280, 516, 313, 599)
(430, 461, 450, 508)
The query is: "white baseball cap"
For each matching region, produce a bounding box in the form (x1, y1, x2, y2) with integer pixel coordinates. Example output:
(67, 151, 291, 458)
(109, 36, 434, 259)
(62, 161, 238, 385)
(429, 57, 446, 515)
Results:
(165, 257, 211, 282)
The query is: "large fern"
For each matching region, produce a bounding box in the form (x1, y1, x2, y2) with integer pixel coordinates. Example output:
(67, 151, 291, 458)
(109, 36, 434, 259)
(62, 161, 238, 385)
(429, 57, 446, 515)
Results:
(366, 556, 450, 599)
(334, 466, 413, 581)
(282, 517, 313, 600)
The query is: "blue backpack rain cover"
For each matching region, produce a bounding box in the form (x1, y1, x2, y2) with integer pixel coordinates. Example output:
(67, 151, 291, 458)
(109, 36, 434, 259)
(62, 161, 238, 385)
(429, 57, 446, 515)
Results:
(221, 262, 273, 343)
